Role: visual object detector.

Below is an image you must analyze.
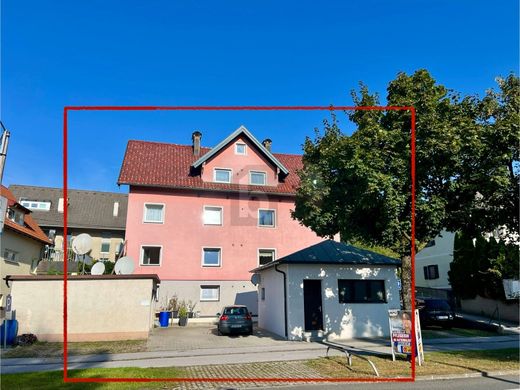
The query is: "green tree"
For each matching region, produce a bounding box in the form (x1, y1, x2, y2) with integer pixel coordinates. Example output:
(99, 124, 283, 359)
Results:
(445, 73, 520, 240)
(293, 70, 476, 310)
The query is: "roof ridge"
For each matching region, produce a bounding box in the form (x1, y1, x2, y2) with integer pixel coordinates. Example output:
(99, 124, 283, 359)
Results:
(128, 139, 211, 149)
(9, 184, 128, 196)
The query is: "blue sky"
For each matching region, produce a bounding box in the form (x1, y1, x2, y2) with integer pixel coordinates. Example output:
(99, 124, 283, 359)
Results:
(1, 0, 518, 193)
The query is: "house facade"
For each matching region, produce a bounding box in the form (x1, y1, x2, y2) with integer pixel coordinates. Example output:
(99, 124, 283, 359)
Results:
(0, 186, 52, 306)
(118, 126, 326, 316)
(252, 240, 401, 340)
(9, 185, 128, 263)
(415, 230, 455, 291)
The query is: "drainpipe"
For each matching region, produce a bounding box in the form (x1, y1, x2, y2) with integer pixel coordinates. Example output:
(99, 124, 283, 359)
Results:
(274, 263, 288, 339)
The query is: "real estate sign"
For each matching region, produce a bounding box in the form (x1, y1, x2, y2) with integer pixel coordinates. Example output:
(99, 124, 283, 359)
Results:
(388, 309, 424, 365)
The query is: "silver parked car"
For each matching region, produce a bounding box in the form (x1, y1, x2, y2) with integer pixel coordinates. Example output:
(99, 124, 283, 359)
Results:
(216, 305, 253, 335)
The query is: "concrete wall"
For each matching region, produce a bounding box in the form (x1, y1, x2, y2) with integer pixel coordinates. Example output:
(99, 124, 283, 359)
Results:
(416, 231, 455, 289)
(460, 295, 520, 323)
(10, 276, 158, 341)
(0, 229, 44, 305)
(158, 280, 258, 316)
(257, 265, 286, 337)
(258, 264, 400, 340)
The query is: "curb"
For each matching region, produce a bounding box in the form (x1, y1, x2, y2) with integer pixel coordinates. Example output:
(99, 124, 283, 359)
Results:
(416, 369, 520, 381)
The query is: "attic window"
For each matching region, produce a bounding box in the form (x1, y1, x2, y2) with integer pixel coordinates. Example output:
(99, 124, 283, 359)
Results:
(20, 200, 51, 211)
(235, 143, 246, 155)
(214, 168, 232, 183)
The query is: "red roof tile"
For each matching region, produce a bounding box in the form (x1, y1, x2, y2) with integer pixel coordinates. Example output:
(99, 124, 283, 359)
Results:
(1, 186, 52, 244)
(118, 140, 303, 195)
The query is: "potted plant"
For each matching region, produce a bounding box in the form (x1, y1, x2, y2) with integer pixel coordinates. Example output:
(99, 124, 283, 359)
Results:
(158, 295, 171, 327)
(178, 301, 188, 326)
(169, 296, 179, 318)
(187, 300, 197, 318)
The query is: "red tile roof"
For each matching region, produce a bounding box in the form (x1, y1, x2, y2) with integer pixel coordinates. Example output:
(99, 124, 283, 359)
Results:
(118, 140, 304, 195)
(1, 186, 52, 244)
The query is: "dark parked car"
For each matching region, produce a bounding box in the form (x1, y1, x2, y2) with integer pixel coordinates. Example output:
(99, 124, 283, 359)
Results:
(216, 305, 253, 335)
(418, 298, 455, 328)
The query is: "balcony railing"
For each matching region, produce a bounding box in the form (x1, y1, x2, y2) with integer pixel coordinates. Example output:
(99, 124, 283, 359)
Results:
(41, 246, 76, 262)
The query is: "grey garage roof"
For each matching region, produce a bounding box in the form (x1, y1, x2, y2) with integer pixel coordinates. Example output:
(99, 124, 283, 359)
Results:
(9, 185, 128, 231)
(251, 240, 401, 272)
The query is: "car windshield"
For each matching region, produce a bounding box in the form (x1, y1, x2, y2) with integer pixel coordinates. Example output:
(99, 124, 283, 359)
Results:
(223, 307, 248, 315)
(425, 300, 451, 311)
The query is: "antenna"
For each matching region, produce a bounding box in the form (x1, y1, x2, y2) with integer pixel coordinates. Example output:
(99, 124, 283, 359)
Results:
(71, 233, 93, 274)
(114, 256, 134, 275)
(91, 262, 105, 275)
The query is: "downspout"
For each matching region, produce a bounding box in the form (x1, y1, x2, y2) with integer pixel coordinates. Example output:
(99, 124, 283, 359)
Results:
(274, 263, 288, 339)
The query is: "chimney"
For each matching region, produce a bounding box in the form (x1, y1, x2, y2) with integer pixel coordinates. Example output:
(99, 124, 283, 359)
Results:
(113, 201, 119, 217)
(58, 198, 64, 213)
(262, 138, 272, 152)
(192, 131, 202, 156)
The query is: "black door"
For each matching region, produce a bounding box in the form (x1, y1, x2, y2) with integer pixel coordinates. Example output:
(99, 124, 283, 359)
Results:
(303, 280, 323, 331)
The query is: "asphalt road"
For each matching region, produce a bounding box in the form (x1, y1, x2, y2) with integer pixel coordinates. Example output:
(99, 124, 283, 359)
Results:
(240, 374, 520, 390)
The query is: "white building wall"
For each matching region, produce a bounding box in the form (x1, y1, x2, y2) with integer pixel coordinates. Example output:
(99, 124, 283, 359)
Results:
(284, 264, 400, 341)
(257, 265, 286, 337)
(416, 231, 455, 289)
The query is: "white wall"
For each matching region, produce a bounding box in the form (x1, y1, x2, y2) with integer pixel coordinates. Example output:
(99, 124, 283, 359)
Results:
(259, 264, 400, 341)
(257, 265, 286, 337)
(416, 231, 455, 289)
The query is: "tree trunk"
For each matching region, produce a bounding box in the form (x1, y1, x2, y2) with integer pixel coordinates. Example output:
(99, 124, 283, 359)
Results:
(401, 255, 412, 310)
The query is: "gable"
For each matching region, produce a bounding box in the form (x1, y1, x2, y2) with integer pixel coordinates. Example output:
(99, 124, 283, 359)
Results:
(200, 135, 279, 186)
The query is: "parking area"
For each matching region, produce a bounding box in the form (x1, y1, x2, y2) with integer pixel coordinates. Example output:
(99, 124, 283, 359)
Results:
(147, 324, 296, 352)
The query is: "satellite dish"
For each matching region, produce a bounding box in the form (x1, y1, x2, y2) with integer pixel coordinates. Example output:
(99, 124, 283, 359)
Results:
(251, 273, 261, 286)
(71, 233, 92, 255)
(114, 256, 134, 275)
(83, 255, 93, 266)
(91, 262, 105, 275)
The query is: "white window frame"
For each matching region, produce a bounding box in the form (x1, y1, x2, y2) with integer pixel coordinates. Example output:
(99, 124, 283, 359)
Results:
(20, 200, 51, 211)
(140, 245, 163, 266)
(258, 248, 277, 266)
(200, 285, 220, 301)
(258, 208, 276, 228)
(213, 168, 232, 183)
(201, 247, 222, 267)
(203, 205, 223, 226)
(235, 142, 247, 155)
(249, 170, 267, 186)
(143, 203, 165, 224)
(100, 238, 111, 254)
(3, 248, 19, 264)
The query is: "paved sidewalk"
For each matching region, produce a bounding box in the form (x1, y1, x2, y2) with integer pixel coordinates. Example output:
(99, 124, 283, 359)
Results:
(457, 312, 520, 335)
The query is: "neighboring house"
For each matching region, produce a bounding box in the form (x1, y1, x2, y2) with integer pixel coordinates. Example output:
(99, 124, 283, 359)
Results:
(415, 230, 455, 291)
(118, 126, 327, 316)
(0, 185, 52, 306)
(9, 185, 128, 262)
(252, 240, 401, 340)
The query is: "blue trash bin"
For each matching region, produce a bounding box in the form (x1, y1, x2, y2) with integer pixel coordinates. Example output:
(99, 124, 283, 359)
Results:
(0, 319, 19, 346)
(159, 311, 170, 327)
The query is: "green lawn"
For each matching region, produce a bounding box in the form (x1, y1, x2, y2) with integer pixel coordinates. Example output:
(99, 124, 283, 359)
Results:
(2, 348, 518, 389)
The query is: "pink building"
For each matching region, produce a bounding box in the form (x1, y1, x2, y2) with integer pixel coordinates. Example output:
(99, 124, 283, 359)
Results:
(118, 126, 325, 316)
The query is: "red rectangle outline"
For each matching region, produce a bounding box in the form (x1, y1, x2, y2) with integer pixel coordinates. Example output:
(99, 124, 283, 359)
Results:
(62, 105, 416, 384)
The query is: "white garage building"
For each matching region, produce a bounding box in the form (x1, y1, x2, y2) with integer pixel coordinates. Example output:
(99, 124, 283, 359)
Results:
(252, 240, 401, 341)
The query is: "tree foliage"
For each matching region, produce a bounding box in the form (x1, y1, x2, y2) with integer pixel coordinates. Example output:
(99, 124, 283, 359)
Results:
(292, 70, 519, 309)
(449, 232, 519, 300)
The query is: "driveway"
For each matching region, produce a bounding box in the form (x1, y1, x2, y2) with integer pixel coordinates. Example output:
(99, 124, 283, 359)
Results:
(147, 324, 296, 351)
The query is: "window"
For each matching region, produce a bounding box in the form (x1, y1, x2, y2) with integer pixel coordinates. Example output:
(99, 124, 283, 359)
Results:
(338, 279, 386, 303)
(202, 248, 221, 267)
(3, 249, 18, 263)
(100, 239, 111, 254)
(423, 265, 439, 280)
(7, 208, 24, 225)
(235, 143, 246, 155)
(140, 246, 162, 265)
(20, 200, 51, 211)
(214, 168, 232, 183)
(203, 206, 223, 225)
(261, 287, 266, 301)
(258, 249, 276, 265)
(143, 204, 164, 223)
(258, 209, 275, 227)
(200, 285, 220, 301)
(250, 171, 266, 185)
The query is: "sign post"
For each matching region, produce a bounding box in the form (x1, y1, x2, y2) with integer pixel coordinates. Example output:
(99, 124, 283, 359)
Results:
(388, 309, 424, 365)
